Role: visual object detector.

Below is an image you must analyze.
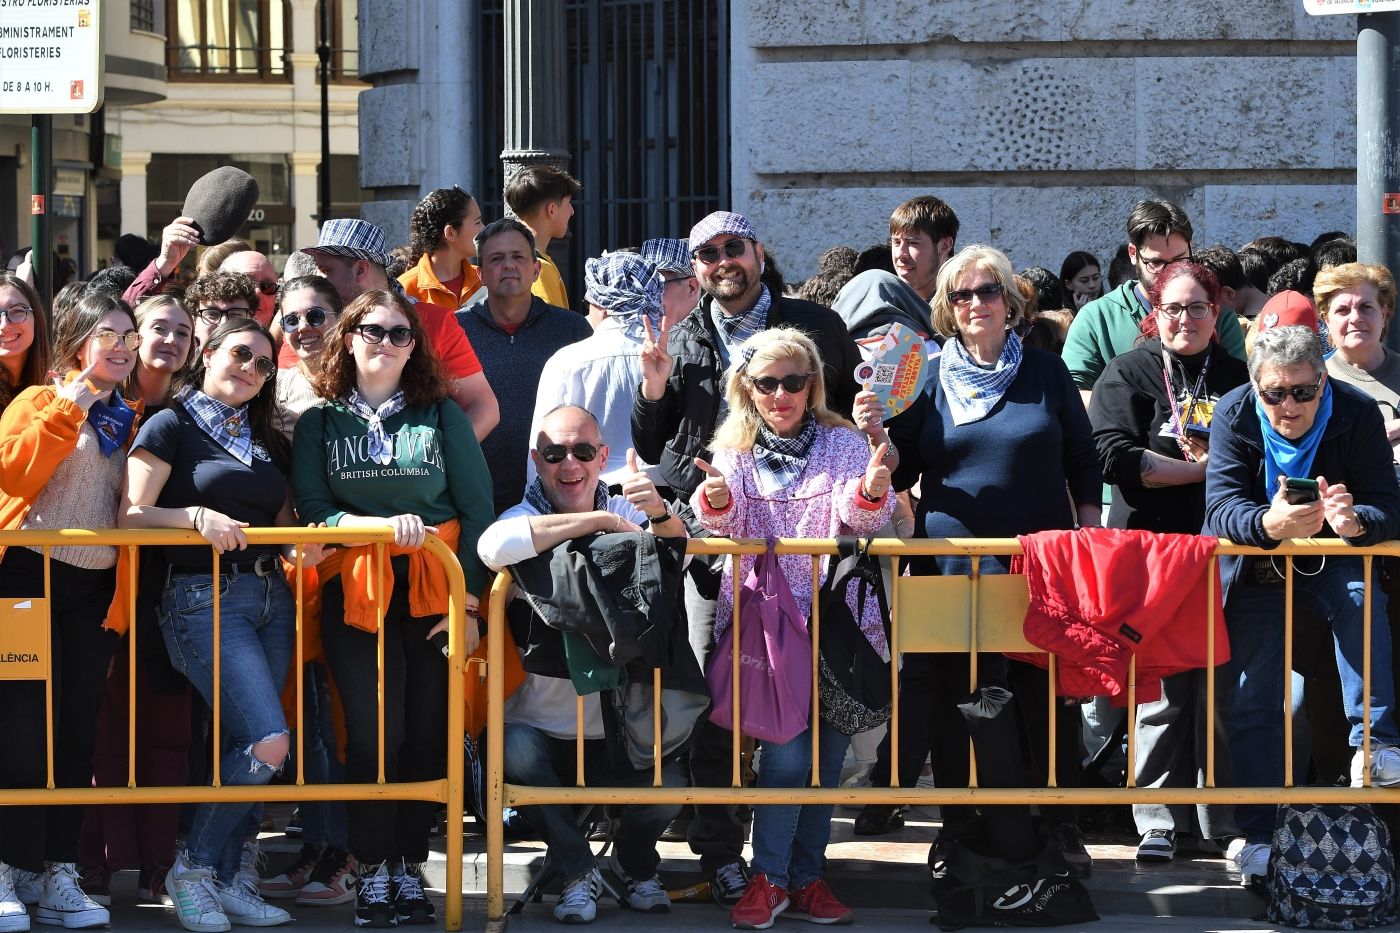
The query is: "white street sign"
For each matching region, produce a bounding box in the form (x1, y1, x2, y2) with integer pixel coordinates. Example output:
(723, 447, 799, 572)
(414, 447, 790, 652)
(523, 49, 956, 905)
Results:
(0, 0, 103, 114)
(1305, 0, 1400, 14)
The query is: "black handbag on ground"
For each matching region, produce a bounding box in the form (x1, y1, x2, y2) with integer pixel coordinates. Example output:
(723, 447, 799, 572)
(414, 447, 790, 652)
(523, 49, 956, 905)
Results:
(815, 536, 893, 735)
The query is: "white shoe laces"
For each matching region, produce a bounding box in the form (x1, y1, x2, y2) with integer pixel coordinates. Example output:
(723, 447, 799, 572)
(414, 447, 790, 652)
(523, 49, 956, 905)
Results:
(359, 865, 391, 906)
(47, 863, 97, 908)
(395, 864, 426, 902)
(558, 869, 600, 909)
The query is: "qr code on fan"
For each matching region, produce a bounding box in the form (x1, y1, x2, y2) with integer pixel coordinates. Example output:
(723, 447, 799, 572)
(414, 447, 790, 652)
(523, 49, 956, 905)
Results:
(871, 363, 897, 383)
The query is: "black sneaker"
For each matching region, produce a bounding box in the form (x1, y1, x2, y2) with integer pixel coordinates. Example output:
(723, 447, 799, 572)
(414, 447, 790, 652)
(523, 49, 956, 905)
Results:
(391, 860, 434, 925)
(853, 804, 905, 836)
(709, 860, 749, 907)
(1051, 823, 1092, 878)
(355, 861, 397, 928)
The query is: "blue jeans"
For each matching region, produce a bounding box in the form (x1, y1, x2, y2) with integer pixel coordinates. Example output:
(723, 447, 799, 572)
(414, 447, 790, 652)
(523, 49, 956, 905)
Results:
(502, 721, 682, 885)
(295, 661, 348, 850)
(751, 721, 850, 891)
(160, 568, 295, 880)
(1226, 555, 1400, 843)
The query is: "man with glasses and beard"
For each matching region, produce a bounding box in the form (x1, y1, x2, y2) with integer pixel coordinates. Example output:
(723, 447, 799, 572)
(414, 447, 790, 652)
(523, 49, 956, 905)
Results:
(631, 210, 884, 906)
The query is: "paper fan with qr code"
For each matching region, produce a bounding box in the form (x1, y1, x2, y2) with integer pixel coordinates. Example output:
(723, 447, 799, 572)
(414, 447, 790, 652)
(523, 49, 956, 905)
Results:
(853, 323, 932, 416)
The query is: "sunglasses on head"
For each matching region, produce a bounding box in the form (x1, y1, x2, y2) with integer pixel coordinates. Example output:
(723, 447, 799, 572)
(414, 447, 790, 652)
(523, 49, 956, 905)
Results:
(224, 343, 276, 379)
(692, 238, 749, 264)
(947, 282, 1004, 306)
(748, 372, 815, 395)
(351, 323, 415, 347)
(281, 307, 335, 331)
(1258, 382, 1321, 406)
(538, 442, 599, 464)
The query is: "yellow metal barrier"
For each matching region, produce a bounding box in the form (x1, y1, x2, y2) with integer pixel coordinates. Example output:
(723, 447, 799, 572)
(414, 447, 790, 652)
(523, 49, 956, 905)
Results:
(0, 527, 470, 933)
(484, 535, 1400, 923)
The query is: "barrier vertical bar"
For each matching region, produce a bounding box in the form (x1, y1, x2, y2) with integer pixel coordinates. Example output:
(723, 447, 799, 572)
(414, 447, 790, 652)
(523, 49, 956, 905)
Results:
(653, 667, 663, 787)
(377, 543, 386, 784)
(1284, 555, 1294, 787)
(810, 553, 821, 787)
(889, 551, 900, 788)
(1046, 654, 1058, 789)
(576, 696, 586, 787)
(1206, 554, 1217, 788)
(967, 560, 979, 787)
(44, 546, 54, 788)
(127, 545, 138, 788)
(731, 549, 742, 787)
(1125, 654, 1137, 788)
(295, 542, 305, 785)
(441, 540, 465, 932)
(1364, 554, 1374, 786)
(486, 573, 509, 923)
(212, 548, 222, 787)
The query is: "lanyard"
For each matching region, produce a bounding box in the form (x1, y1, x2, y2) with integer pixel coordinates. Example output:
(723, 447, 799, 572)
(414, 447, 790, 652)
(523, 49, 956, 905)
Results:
(1161, 346, 1211, 436)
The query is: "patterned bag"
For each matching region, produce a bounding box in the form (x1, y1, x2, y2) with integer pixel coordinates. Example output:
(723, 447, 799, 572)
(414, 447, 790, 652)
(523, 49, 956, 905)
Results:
(814, 537, 892, 736)
(1267, 803, 1398, 929)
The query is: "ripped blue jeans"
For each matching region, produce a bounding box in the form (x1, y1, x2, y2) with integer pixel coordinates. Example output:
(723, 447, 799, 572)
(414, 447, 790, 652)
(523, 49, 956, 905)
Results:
(160, 565, 295, 880)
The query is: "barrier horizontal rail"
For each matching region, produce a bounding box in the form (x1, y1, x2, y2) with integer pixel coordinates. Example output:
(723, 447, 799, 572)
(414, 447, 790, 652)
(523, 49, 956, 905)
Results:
(0, 527, 469, 932)
(484, 535, 1400, 923)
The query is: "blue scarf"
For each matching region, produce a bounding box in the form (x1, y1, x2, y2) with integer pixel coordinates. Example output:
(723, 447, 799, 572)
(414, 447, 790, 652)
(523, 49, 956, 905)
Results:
(938, 329, 1024, 426)
(177, 386, 254, 465)
(1255, 382, 1333, 490)
(86, 393, 136, 457)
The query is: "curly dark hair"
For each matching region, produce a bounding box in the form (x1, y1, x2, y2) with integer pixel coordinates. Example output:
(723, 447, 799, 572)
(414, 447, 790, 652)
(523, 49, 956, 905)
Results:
(184, 318, 289, 465)
(313, 289, 448, 408)
(184, 271, 258, 316)
(408, 187, 474, 262)
(0, 272, 52, 409)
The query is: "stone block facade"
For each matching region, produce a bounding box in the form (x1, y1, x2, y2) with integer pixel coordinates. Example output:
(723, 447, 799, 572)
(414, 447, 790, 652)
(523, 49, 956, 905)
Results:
(735, 0, 1358, 281)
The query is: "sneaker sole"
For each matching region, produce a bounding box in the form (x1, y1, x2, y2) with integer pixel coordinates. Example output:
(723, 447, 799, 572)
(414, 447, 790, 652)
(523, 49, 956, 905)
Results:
(732, 898, 788, 930)
(33, 907, 109, 930)
(295, 892, 355, 907)
(1136, 851, 1174, 863)
(353, 915, 397, 929)
(223, 913, 291, 928)
(553, 912, 596, 925)
(789, 911, 853, 925)
(256, 888, 303, 901)
(0, 915, 29, 933)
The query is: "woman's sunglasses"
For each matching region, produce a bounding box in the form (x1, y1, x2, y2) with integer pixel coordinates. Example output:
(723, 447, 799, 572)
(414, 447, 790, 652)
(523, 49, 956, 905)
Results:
(947, 282, 1005, 306)
(224, 343, 276, 379)
(281, 308, 335, 331)
(1257, 382, 1321, 406)
(538, 443, 599, 464)
(91, 329, 142, 351)
(748, 373, 814, 395)
(351, 324, 415, 347)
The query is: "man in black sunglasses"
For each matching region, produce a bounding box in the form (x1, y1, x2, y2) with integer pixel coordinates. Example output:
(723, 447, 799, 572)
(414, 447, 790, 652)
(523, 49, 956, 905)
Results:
(630, 210, 868, 906)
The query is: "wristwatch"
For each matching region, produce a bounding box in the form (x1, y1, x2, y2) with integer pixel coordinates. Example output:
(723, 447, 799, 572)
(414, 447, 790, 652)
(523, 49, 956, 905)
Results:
(647, 503, 674, 525)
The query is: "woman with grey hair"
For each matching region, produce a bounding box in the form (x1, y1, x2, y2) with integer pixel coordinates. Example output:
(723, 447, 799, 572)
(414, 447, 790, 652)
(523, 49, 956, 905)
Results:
(1204, 312, 1400, 888)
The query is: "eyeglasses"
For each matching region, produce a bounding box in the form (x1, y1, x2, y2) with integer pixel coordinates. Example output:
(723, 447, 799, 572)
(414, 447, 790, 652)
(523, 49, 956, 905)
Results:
(351, 324, 415, 347)
(538, 442, 599, 464)
(947, 282, 1004, 306)
(1138, 254, 1191, 274)
(1258, 382, 1322, 406)
(90, 329, 142, 351)
(254, 280, 278, 296)
(748, 372, 815, 395)
(195, 307, 253, 326)
(692, 238, 748, 264)
(281, 307, 335, 331)
(1158, 302, 1214, 320)
(663, 274, 696, 288)
(223, 343, 276, 380)
(0, 305, 32, 325)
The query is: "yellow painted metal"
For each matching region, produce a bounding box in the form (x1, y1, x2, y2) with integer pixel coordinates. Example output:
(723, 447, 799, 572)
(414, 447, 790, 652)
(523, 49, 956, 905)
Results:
(894, 575, 1035, 653)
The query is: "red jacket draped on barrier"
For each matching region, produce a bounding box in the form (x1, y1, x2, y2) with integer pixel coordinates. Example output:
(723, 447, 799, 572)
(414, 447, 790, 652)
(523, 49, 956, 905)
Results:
(1009, 528, 1229, 704)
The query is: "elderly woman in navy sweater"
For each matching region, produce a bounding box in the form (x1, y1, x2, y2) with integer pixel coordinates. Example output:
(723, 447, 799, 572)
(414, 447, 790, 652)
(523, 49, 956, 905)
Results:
(1204, 318, 1400, 887)
(886, 244, 1103, 872)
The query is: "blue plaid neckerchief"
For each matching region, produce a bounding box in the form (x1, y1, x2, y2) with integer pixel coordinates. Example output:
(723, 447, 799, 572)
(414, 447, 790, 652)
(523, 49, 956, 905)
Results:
(752, 412, 817, 496)
(938, 329, 1024, 426)
(341, 389, 406, 466)
(86, 392, 136, 457)
(177, 385, 254, 465)
(523, 476, 610, 516)
(711, 284, 771, 367)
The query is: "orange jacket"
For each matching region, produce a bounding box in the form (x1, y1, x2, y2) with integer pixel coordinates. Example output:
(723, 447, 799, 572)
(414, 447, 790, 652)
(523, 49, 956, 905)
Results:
(398, 253, 482, 310)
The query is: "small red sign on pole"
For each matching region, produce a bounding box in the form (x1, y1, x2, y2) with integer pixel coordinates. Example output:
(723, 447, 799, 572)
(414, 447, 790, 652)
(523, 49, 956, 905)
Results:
(1385, 194, 1400, 215)
(30, 195, 44, 216)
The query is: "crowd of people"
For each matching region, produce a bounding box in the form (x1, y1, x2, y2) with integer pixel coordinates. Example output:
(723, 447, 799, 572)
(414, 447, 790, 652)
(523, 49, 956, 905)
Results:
(0, 168, 1394, 932)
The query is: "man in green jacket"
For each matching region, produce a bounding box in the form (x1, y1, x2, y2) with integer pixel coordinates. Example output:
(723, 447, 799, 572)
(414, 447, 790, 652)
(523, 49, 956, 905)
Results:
(1064, 198, 1246, 408)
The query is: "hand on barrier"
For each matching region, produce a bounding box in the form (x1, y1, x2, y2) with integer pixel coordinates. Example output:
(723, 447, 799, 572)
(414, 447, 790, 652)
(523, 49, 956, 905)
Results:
(194, 507, 250, 553)
(1319, 475, 1364, 539)
(283, 521, 336, 567)
(389, 513, 436, 549)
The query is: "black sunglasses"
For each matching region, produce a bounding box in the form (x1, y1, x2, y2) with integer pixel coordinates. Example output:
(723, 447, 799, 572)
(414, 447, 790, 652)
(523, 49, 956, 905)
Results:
(538, 443, 599, 464)
(351, 324, 415, 347)
(1258, 382, 1321, 406)
(224, 343, 276, 379)
(947, 282, 1005, 306)
(281, 308, 335, 331)
(254, 280, 278, 296)
(748, 372, 815, 395)
(692, 238, 749, 264)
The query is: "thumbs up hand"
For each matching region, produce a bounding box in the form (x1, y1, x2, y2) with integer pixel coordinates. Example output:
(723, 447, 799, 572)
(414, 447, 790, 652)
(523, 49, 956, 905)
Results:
(694, 456, 731, 510)
(863, 442, 891, 501)
(621, 448, 667, 520)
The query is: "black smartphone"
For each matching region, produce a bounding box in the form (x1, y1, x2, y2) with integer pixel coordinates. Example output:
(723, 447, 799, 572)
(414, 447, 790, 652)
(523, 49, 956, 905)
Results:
(1283, 477, 1320, 505)
(1183, 423, 1210, 441)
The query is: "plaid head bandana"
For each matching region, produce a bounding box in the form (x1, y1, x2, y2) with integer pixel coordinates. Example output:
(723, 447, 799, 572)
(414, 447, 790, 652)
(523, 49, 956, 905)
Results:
(583, 252, 665, 339)
(938, 329, 1024, 426)
(752, 412, 818, 495)
(639, 238, 693, 277)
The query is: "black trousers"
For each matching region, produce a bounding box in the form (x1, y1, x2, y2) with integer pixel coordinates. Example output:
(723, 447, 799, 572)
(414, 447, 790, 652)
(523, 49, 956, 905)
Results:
(0, 546, 118, 871)
(319, 561, 448, 866)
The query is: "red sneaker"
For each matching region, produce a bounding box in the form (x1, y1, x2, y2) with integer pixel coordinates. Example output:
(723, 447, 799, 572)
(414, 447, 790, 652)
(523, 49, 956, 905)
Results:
(730, 873, 789, 930)
(789, 878, 854, 925)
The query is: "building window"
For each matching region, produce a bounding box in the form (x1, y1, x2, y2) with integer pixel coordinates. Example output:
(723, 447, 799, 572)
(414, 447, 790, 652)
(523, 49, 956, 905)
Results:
(326, 0, 358, 79)
(166, 0, 289, 80)
(131, 0, 161, 33)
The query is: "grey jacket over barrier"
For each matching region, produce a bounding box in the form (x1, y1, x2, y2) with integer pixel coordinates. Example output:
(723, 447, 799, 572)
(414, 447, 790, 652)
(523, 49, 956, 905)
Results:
(631, 292, 864, 505)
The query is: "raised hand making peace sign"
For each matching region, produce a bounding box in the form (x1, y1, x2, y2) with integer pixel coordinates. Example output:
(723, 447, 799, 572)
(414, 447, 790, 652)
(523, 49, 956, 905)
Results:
(639, 317, 674, 401)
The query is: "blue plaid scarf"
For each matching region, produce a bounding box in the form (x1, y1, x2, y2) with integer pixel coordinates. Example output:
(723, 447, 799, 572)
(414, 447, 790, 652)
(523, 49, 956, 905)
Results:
(938, 329, 1024, 426)
(341, 389, 406, 466)
(752, 412, 817, 495)
(177, 386, 254, 465)
(523, 476, 610, 516)
(711, 285, 771, 367)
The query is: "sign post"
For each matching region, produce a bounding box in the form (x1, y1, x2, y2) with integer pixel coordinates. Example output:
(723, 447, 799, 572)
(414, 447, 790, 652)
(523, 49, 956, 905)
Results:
(0, 1, 104, 307)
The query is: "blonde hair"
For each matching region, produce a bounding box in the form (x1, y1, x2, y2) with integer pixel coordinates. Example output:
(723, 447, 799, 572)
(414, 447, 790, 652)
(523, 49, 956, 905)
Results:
(1314, 262, 1396, 339)
(929, 244, 1028, 338)
(710, 327, 856, 451)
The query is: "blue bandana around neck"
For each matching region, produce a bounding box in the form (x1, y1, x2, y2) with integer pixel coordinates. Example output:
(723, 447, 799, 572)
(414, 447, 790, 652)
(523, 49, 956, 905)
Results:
(1254, 381, 1333, 490)
(86, 393, 136, 458)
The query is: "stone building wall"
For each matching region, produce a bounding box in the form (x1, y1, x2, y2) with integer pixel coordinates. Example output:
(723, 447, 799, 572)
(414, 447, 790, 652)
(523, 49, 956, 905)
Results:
(733, 1, 1358, 281)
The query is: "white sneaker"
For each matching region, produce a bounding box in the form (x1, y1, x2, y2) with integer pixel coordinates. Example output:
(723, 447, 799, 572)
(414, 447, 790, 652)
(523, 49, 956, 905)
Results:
(34, 863, 108, 929)
(1352, 745, 1400, 786)
(0, 863, 30, 933)
(552, 867, 602, 924)
(606, 854, 668, 913)
(229, 843, 263, 902)
(215, 877, 291, 928)
(1227, 838, 1271, 887)
(166, 855, 231, 933)
(11, 872, 40, 909)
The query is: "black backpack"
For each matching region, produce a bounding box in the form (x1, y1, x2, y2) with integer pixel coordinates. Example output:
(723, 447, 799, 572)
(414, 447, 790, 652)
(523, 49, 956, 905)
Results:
(814, 536, 892, 736)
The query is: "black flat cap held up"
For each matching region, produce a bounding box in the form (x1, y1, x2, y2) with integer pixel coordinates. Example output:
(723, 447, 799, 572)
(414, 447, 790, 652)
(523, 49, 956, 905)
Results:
(182, 166, 260, 246)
